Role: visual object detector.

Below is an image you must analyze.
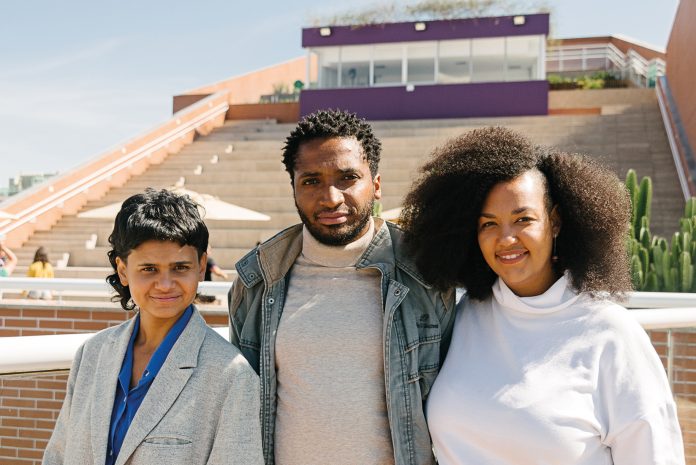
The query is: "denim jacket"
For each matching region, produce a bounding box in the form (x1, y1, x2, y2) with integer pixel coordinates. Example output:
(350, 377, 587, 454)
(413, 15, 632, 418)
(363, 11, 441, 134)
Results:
(228, 220, 455, 465)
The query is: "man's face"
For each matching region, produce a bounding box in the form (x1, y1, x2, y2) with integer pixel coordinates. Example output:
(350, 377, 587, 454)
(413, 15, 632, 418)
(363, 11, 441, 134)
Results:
(292, 137, 381, 246)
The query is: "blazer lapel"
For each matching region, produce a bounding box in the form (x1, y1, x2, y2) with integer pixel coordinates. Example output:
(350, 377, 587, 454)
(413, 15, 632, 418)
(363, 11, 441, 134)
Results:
(91, 317, 137, 465)
(115, 310, 206, 465)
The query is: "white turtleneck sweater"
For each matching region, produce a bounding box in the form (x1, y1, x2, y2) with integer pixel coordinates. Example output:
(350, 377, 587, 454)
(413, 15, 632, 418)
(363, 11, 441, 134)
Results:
(427, 275, 684, 465)
(274, 218, 395, 465)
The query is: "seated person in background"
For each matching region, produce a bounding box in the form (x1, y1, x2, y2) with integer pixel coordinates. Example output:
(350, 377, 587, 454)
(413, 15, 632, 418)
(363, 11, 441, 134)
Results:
(401, 127, 685, 465)
(197, 246, 229, 304)
(27, 246, 54, 299)
(0, 240, 18, 277)
(205, 246, 229, 281)
(43, 188, 263, 465)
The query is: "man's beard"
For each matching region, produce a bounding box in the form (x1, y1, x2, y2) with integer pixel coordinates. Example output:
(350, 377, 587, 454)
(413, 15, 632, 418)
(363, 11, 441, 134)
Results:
(296, 199, 374, 246)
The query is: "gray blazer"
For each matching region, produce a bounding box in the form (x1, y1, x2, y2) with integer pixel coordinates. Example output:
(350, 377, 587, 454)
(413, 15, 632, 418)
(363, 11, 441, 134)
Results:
(43, 307, 263, 465)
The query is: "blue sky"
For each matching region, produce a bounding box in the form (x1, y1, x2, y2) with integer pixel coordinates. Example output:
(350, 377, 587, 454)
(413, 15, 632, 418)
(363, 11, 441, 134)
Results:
(0, 1, 680, 184)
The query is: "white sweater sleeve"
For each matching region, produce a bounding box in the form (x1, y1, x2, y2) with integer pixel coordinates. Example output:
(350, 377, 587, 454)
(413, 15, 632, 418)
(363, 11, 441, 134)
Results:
(596, 307, 685, 465)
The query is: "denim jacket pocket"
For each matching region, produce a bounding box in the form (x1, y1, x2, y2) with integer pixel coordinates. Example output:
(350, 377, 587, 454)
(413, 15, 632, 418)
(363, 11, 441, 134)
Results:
(401, 308, 442, 401)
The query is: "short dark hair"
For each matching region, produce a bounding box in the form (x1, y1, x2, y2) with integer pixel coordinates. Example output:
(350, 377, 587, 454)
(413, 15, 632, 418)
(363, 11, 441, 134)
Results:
(401, 126, 632, 299)
(106, 188, 209, 310)
(282, 109, 381, 181)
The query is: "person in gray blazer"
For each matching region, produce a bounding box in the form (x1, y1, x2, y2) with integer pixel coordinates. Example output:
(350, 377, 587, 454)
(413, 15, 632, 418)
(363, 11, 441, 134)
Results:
(43, 188, 263, 465)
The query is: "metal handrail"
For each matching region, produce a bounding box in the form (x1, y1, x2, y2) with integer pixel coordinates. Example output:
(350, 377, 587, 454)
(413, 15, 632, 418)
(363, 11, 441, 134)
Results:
(0, 97, 229, 236)
(656, 76, 696, 199)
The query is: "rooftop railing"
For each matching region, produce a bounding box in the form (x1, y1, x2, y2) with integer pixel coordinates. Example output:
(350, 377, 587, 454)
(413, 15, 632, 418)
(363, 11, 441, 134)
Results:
(546, 43, 665, 88)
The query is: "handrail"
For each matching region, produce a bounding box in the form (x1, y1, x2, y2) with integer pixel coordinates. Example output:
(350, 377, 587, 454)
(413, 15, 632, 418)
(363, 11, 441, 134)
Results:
(656, 76, 696, 198)
(0, 96, 228, 235)
(0, 91, 230, 247)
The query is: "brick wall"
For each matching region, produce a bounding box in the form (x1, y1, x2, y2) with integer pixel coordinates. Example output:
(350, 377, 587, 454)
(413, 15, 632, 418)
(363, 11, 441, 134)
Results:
(0, 301, 229, 337)
(1, 373, 67, 464)
(1, 303, 693, 463)
(650, 328, 696, 460)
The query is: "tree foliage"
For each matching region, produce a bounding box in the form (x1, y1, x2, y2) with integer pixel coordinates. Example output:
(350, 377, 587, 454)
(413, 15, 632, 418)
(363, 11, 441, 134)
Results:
(311, 0, 551, 26)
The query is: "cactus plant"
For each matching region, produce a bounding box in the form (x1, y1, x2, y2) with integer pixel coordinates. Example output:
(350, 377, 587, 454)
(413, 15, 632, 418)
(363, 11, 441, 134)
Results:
(626, 169, 696, 292)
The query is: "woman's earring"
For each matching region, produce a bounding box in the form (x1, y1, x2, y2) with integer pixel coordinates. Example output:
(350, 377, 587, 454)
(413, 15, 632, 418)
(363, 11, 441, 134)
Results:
(552, 235, 559, 262)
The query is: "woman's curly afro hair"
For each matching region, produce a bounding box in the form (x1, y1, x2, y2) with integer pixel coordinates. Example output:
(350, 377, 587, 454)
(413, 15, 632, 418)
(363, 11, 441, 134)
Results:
(400, 126, 632, 300)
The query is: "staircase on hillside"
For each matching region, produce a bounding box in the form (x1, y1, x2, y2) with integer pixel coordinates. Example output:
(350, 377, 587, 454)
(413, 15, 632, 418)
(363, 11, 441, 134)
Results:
(13, 89, 683, 281)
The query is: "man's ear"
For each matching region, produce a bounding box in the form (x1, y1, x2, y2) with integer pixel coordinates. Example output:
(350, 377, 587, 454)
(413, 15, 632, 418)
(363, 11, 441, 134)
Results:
(115, 257, 128, 287)
(199, 252, 208, 281)
(373, 173, 382, 200)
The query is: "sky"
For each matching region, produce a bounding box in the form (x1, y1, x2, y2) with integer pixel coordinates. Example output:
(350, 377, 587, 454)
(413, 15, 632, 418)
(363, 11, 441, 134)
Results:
(0, 0, 680, 186)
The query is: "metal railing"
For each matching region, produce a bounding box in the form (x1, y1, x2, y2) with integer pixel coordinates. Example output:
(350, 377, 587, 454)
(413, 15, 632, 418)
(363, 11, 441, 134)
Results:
(546, 43, 665, 88)
(0, 91, 230, 246)
(656, 76, 696, 199)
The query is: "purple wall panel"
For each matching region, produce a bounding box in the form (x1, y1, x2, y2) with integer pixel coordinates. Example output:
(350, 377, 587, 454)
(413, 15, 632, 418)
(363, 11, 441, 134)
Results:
(302, 14, 549, 47)
(299, 81, 549, 121)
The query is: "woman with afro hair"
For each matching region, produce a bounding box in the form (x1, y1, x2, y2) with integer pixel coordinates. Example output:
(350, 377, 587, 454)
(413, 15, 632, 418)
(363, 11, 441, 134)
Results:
(401, 127, 684, 464)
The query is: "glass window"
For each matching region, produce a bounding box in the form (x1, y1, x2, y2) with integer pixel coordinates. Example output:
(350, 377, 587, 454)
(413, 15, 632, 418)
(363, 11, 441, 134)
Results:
(506, 35, 541, 81)
(373, 44, 403, 85)
(340, 45, 371, 88)
(407, 42, 436, 83)
(316, 47, 340, 88)
(438, 39, 471, 83)
(471, 37, 505, 82)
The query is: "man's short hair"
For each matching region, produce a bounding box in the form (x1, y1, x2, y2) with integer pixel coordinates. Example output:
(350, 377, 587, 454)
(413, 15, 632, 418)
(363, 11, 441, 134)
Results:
(282, 109, 381, 181)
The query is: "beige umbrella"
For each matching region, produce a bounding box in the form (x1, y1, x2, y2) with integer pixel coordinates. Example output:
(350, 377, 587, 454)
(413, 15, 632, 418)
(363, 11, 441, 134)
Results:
(381, 207, 402, 222)
(78, 187, 270, 221)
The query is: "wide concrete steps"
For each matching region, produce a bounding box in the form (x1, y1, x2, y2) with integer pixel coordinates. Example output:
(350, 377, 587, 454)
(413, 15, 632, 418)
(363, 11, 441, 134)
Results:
(13, 96, 684, 270)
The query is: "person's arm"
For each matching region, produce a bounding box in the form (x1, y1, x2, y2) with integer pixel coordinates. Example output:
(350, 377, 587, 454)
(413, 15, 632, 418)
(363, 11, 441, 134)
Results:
(227, 276, 260, 373)
(438, 287, 457, 365)
(43, 343, 85, 464)
(598, 310, 685, 464)
(205, 360, 264, 465)
(227, 276, 244, 350)
(0, 242, 18, 275)
(211, 264, 229, 280)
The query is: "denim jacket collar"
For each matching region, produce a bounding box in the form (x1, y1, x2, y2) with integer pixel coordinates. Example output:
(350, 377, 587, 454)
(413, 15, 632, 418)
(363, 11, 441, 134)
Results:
(236, 219, 432, 293)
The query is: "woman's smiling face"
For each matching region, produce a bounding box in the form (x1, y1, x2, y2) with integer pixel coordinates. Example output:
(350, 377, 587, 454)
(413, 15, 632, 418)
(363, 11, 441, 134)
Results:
(116, 240, 205, 324)
(477, 170, 561, 297)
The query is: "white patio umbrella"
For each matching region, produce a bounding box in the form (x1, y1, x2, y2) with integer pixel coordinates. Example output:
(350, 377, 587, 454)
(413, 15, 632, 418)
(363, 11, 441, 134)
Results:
(381, 207, 402, 222)
(78, 187, 270, 221)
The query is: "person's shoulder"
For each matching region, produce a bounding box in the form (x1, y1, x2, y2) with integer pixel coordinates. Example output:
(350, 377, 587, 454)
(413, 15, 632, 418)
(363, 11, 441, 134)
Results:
(76, 318, 132, 361)
(384, 222, 420, 277)
(199, 326, 257, 376)
(573, 296, 648, 340)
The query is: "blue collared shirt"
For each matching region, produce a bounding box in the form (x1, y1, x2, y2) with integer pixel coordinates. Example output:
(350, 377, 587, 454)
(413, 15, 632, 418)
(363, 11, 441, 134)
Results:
(105, 305, 193, 465)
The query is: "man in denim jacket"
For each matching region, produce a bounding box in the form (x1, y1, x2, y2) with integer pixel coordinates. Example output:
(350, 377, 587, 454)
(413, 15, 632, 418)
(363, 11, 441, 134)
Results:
(228, 110, 455, 465)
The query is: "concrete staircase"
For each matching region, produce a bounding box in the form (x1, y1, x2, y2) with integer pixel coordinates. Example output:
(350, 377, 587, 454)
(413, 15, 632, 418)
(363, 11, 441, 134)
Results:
(12, 89, 683, 280)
